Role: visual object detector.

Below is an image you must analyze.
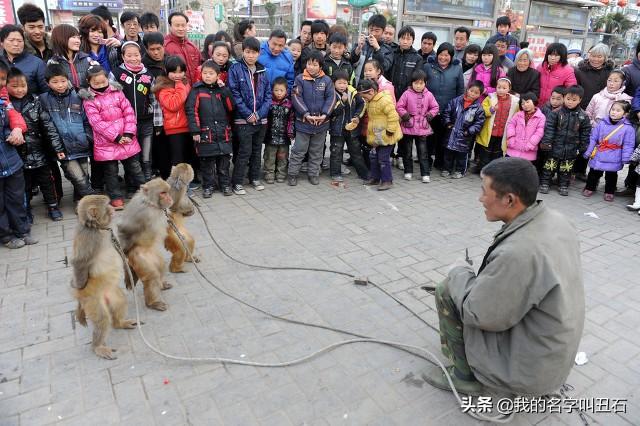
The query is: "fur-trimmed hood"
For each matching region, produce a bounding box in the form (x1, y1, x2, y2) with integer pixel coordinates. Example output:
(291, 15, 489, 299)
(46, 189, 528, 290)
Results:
(152, 75, 180, 94)
(78, 81, 123, 100)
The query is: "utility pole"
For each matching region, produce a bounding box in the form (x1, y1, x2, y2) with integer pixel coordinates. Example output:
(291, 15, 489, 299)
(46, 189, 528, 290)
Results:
(293, 0, 301, 37)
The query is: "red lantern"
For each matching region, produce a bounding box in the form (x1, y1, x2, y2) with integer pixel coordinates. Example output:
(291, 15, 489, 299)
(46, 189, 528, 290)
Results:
(343, 7, 350, 13)
(599, 0, 609, 4)
(618, 0, 628, 6)
(637, 0, 640, 6)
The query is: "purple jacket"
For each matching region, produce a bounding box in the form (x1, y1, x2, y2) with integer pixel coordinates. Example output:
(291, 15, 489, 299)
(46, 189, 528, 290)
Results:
(584, 117, 635, 172)
(506, 109, 546, 161)
(80, 83, 140, 162)
(396, 87, 440, 136)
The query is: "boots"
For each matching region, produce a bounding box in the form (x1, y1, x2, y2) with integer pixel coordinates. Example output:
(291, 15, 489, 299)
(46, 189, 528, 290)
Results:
(142, 161, 153, 182)
(626, 187, 640, 211)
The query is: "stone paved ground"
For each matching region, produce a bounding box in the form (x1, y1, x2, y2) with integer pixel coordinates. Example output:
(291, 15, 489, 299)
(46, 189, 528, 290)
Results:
(0, 164, 638, 426)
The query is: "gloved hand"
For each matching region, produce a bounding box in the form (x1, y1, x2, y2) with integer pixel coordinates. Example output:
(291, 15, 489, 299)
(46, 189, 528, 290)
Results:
(401, 113, 411, 122)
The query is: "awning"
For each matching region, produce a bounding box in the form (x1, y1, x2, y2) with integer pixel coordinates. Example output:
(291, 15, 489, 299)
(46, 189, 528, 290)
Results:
(535, 0, 605, 7)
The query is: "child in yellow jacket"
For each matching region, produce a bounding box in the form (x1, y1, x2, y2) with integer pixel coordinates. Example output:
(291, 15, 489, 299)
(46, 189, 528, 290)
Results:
(358, 78, 402, 191)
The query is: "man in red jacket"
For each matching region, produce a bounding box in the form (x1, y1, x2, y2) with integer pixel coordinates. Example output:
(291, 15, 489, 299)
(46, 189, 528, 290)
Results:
(164, 12, 201, 85)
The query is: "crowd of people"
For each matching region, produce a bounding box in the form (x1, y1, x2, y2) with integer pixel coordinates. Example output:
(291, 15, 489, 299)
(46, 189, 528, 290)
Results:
(1, 5, 640, 250)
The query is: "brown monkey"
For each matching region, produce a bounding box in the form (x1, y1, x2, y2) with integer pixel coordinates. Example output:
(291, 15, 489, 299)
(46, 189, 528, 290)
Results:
(164, 163, 200, 273)
(117, 178, 173, 311)
(71, 195, 136, 360)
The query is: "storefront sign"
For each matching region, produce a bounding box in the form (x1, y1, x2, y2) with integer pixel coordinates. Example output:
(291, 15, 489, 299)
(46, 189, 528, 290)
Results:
(307, 0, 337, 19)
(405, 0, 495, 18)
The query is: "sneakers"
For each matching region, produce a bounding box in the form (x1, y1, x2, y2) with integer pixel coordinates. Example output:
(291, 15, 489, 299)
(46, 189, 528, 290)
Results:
(189, 181, 201, 191)
(330, 175, 344, 183)
(47, 206, 63, 221)
(364, 179, 380, 186)
(341, 165, 351, 175)
(378, 182, 392, 191)
(440, 171, 451, 178)
(604, 193, 614, 202)
(251, 180, 265, 191)
(559, 187, 569, 196)
(110, 199, 125, 210)
(5, 238, 25, 249)
(422, 175, 431, 183)
(264, 175, 275, 184)
(539, 184, 550, 194)
(308, 175, 319, 185)
(203, 187, 213, 198)
(396, 158, 404, 170)
(275, 176, 286, 183)
(451, 172, 463, 179)
(287, 175, 298, 186)
(222, 186, 233, 196)
(232, 184, 246, 195)
(404, 173, 412, 181)
(22, 234, 38, 245)
(582, 189, 594, 197)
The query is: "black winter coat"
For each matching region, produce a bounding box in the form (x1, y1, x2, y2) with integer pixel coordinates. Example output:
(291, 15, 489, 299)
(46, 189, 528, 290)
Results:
(265, 98, 294, 145)
(506, 66, 540, 99)
(185, 82, 234, 157)
(142, 55, 166, 78)
(540, 106, 591, 160)
(575, 60, 614, 109)
(389, 47, 424, 100)
(323, 55, 354, 83)
(10, 94, 64, 169)
(114, 64, 155, 122)
(329, 88, 365, 137)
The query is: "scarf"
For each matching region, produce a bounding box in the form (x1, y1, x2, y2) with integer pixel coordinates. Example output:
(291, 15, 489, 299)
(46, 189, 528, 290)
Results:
(124, 62, 144, 73)
(463, 94, 474, 109)
(90, 45, 111, 74)
(92, 85, 108, 93)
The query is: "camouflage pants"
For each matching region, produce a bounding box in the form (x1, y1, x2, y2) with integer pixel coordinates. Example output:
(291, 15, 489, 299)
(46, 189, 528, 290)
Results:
(540, 157, 574, 188)
(435, 279, 476, 381)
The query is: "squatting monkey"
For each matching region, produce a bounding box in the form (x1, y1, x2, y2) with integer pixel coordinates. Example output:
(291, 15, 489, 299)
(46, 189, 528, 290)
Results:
(71, 195, 136, 360)
(117, 178, 173, 311)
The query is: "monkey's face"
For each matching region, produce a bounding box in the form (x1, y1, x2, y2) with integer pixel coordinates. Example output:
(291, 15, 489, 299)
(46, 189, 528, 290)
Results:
(159, 191, 173, 209)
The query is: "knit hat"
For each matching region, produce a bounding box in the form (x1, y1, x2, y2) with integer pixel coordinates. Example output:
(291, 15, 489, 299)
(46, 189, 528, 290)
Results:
(567, 48, 582, 56)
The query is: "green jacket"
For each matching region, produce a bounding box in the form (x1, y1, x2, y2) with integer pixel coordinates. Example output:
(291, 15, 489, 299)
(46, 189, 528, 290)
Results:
(447, 201, 585, 396)
(24, 34, 53, 62)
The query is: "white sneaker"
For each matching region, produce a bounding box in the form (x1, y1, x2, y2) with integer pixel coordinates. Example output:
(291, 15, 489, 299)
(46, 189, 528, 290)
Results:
(397, 158, 404, 170)
(251, 180, 265, 191)
(404, 173, 412, 181)
(341, 164, 351, 175)
(422, 175, 431, 183)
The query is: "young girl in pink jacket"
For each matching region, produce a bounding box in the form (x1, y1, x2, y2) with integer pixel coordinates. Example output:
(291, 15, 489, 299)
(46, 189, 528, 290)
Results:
(81, 65, 144, 209)
(396, 70, 439, 182)
(469, 44, 505, 97)
(585, 70, 632, 127)
(506, 92, 546, 162)
(363, 59, 396, 103)
(537, 43, 577, 105)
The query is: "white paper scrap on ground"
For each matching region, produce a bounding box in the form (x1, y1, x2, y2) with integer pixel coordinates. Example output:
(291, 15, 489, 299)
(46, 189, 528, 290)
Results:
(575, 351, 589, 365)
(584, 212, 599, 219)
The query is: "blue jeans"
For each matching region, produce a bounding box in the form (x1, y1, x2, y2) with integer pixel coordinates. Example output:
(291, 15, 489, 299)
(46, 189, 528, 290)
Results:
(369, 145, 394, 183)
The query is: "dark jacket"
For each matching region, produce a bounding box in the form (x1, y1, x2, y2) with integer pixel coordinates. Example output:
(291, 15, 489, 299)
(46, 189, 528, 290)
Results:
(24, 34, 53, 62)
(575, 60, 615, 109)
(227, 59, 271, 125)
(350, 40, 394, 83)
(442, 95, 485, 153)
(2, 51, 48, 94)
(39, 89, 93, 160)
(114, 63, 155, 122)
(622, 58, 640, 97)
(323, 55, 354, 84)
(265, 97, 295, 145)
(185, 82, 234, 157)
(47, 52, 97, 89)
(0, 99, 23, 177)
(329, 86, 365, 137)
(424, 56, 465, 111)
(421, 50, 436, 63)
(506, 66, 541, 99)
(10, 94, 64, 169)
(389, 47, 424, 100)
(540, 106, 591, 160)
(300, 44, 328, 73)
(291, 70, 335, 134)
(142, 55, 166, 78)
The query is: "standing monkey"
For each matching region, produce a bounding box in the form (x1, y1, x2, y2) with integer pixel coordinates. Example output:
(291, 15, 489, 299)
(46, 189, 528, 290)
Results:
(117, 178, 173, 311)
(71, 195, 136, 360)
(164, 163, 200, 273)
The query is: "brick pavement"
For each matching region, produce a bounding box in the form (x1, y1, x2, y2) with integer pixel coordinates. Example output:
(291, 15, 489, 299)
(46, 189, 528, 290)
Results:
(0, 165, 638, 425)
